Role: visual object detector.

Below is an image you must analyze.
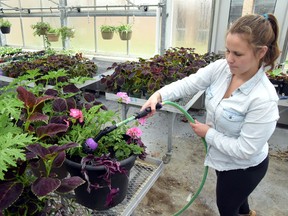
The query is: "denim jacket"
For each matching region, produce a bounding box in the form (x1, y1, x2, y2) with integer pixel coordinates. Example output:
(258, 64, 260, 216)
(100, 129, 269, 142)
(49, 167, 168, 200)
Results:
(158, 59, 279, 171)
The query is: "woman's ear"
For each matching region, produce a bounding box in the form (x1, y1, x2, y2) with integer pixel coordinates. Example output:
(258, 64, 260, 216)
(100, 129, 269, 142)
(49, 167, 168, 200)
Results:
(258, 46, 268, 59)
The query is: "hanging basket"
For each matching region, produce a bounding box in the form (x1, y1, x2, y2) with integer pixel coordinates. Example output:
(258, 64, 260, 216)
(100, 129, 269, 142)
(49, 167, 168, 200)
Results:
(0, 26, 11, 34)
(101, 31, 114, 40)
(47, 33, 59, 42)
(119, 31, 132, 40)
(64, 154, 137, 210)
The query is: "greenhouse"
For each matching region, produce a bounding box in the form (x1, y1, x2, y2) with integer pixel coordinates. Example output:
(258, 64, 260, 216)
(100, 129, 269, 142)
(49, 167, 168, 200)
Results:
(0, 0, 287, 215)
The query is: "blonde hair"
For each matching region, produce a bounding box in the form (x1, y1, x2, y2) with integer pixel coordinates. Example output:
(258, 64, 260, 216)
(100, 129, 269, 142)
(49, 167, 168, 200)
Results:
(227, 14, 280, 70)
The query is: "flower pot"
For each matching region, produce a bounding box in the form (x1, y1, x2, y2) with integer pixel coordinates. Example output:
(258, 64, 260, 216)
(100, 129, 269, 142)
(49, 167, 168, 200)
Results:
(1, 26, 11, 34)
(101, 31, 114, 40)
(47, 33, 59, 42)
(64, 154, 137, 210)
(119, 31, 132, 40)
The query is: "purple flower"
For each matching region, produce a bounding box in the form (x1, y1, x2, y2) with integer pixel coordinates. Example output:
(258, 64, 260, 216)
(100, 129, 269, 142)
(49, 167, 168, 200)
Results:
(85, 138, 98, 150)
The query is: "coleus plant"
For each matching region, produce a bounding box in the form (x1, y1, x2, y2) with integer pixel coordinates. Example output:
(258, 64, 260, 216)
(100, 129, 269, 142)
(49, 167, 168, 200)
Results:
(1, 52, 98, 84)
(0, 72, 147, 212)
(101, 47, 223, 96)
(0, 143, 85, 215)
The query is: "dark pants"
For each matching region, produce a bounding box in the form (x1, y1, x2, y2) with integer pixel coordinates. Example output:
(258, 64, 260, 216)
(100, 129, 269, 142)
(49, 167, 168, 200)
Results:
(215, 156, 269, 216)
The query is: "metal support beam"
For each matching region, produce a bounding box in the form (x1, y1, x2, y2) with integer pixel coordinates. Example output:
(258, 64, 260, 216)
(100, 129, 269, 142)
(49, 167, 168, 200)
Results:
(160, 0, 167, 55)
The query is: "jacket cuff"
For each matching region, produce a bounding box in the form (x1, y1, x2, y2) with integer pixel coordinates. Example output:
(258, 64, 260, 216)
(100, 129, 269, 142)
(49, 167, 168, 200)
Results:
(205, 128, 216, 145)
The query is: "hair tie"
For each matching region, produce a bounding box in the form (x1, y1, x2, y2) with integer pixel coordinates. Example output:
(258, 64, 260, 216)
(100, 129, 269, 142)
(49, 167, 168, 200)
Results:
(263, 13, 269, 20)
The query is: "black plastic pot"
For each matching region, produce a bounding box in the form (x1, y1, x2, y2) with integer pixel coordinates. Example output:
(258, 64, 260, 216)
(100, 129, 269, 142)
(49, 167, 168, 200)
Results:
(64, 154, 137, 210)
(1, 26, 11, 34)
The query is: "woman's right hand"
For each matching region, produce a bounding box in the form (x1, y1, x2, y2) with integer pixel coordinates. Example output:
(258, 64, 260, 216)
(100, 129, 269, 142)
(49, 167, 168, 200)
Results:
(140, 92, 162, 117)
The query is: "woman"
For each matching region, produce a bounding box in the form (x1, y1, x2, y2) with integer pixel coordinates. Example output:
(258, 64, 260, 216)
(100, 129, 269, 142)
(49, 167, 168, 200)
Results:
(141, 13, 280, 216)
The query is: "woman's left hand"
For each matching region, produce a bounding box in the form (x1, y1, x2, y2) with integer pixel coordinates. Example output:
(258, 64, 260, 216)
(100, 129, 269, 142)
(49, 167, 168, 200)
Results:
(189, 120, 210, 138)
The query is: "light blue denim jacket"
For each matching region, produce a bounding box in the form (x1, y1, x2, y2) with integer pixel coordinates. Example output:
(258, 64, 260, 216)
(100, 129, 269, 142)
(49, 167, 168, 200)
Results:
(158, 59, 279, 171)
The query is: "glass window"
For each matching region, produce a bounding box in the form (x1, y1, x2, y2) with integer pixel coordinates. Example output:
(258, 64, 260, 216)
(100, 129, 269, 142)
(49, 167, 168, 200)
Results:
(253, 0, 277, 14)
(228, 0, 277, 26)
(171, 0, 213, 54)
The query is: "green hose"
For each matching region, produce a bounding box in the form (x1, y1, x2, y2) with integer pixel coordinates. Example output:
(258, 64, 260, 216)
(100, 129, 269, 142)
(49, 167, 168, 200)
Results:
(161, 101, 209, 216)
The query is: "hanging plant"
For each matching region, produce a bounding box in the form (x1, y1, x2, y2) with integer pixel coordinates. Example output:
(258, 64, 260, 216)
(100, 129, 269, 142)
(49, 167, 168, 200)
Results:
(46, 28, 60, 42)
(100, 25, 116, 40)
(59, 26, 75, 40)
(116, 24, 133, 40)
(0, 19, 12, 34)
(31, 21, 51, 36)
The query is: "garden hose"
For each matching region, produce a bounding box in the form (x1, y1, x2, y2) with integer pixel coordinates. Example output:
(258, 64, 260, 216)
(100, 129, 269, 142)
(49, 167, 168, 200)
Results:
(161, 101, 208, 216)
(84, 100, 208, 215)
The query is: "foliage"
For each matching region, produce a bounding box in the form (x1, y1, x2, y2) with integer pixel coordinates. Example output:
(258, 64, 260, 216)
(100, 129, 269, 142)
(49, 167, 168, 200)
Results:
(100, 25, 116, 32)
(47, 27, 60, 35)
(1, 52, 98, 83)
(116, 23, 133, 33)
(59, 26, 75, 40)
(0, 19, 12, 28)
(0, 71, 147, 213)
(0, 73, 94, 214)
(31, 21, 51, 36)
(0, 46, 22, 57)
(101, 47, 223, 96)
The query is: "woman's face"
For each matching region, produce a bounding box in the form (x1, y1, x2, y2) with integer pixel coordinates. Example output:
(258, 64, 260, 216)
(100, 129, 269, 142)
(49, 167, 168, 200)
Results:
(225, 33, 267, 78)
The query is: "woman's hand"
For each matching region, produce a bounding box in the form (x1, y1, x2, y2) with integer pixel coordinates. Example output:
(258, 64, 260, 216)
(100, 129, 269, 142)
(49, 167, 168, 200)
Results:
(189, 120, 210, 138)
(140, 92, 162, 117)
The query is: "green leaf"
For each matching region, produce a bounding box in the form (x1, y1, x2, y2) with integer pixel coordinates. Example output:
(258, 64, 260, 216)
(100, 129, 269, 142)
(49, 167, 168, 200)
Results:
(0, 133, 35, 180)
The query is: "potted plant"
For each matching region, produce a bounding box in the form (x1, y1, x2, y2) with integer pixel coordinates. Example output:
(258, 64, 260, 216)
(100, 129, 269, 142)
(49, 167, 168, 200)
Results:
(116, 23, 133, 40)
(0, 79, 87, 215)
(0, 19, 12, 34)
(0, 72, 148, 212)
(46, 28, 60, 42)
(101, 47, 223, 97)
(266, 61, 288, 96)
(100, 24, 116, 40)
(59, 26, 75, 40)
(31, 21, 51, 36)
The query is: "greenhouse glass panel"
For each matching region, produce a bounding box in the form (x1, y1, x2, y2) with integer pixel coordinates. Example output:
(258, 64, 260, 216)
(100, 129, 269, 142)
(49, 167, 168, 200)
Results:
(171, 0, 213, 54)
(253, 0, 277, 14)
(228, 0, 277, 26)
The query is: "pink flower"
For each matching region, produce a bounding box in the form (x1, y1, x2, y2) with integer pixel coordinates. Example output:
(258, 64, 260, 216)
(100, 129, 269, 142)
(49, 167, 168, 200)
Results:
(126, 127, 142, 139)
(70, 108, 84, 123)
(116, 92, 131, 104)
(138, 117, 147, 125)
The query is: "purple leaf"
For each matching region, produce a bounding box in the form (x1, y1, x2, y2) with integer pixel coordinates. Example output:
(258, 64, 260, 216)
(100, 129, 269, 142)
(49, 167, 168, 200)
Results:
(66, 97, 76, 110)
(32, 177, 61, 197)
(26, 143, 50, 158)
(63, 84, 80, 93)
(0, 181, 24, 209)
(52, 98, 67, 112)
(56, 176, 85, 194)
(27, 112, 49, 122)
(84, 92, 95, 102)
(44, 88, 59, 96)
(16, 86, 36, 109)
(36, 123, 68, 138)
(105, 188, 119, 207)
(52, 151, 65, 168)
